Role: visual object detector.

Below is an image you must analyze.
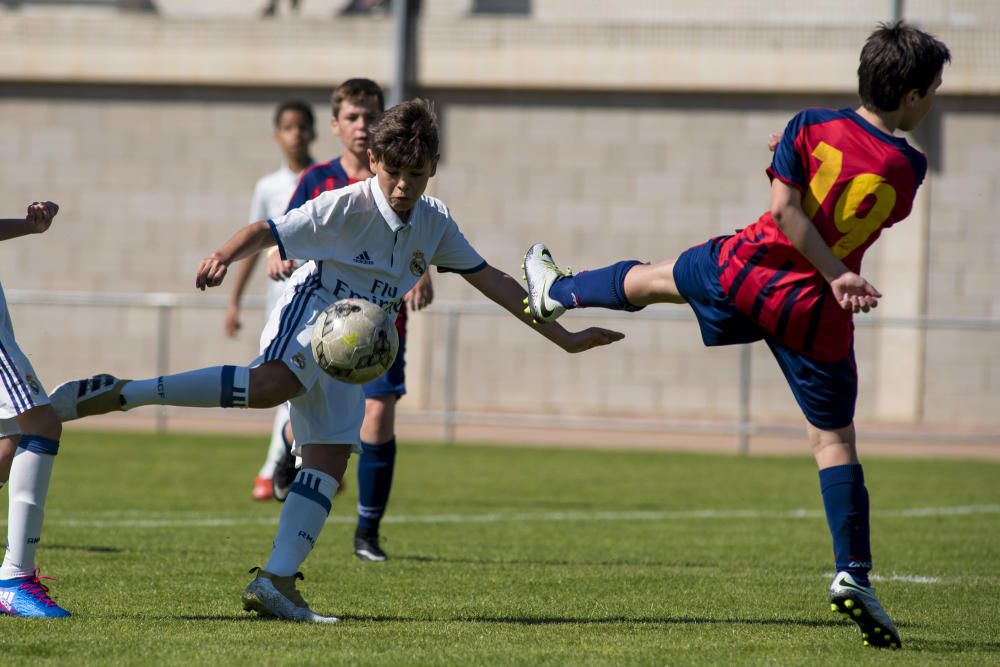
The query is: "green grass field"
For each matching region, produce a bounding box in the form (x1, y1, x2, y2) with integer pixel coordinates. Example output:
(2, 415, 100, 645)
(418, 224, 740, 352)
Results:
(1, 430, 998, 666)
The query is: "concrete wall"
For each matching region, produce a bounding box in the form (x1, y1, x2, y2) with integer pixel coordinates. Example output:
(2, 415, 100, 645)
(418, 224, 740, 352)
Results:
(0, 6, 998, 432)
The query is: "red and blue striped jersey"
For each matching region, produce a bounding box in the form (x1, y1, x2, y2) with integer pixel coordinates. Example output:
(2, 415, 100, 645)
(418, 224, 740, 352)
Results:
(717, 108, 927, 360)
(285, 157, 358, 213)
(285, 157, 409, 337)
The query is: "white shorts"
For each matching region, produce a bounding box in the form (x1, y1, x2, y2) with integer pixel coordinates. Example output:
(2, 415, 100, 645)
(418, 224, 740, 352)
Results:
(0, 286, 50, 433)
(254, 265, 363, 452)
(265, 274, 286, 324)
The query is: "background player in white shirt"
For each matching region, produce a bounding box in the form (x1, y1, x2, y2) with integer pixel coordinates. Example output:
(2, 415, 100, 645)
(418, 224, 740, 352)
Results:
(50, 100, 624, 622)
(0, 201, 71, 618)
(224, 100, 316, 501)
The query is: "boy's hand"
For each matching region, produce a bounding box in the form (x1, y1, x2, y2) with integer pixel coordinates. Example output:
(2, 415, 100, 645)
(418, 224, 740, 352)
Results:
(196, 253, 229, 290)
(25, 201, 58, 233)
(767, 133, 781, 152)
(830, 272, 882, 313)
(560, 326, 625, 353)
(224, 302, 241, 337)
(266, 249, 297, 281)
(404, 272, 434, 311)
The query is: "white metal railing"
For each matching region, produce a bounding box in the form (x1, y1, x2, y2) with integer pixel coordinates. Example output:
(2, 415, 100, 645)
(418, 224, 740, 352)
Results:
(6, 289, 1000, 450)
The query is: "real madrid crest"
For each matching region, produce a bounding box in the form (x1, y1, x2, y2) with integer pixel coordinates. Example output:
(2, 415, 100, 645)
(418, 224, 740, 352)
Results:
(409, 251, 427, 277)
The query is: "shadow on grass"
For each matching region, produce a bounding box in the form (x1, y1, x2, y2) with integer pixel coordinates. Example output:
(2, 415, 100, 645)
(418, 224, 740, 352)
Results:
(180, 613, 845, 628)
(392, 555, 711, 568)
(45, 543, 124, 554)
(167, 613, 841, 628)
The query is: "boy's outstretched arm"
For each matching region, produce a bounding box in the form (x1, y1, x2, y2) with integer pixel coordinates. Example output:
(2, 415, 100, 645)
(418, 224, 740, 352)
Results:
(463, 263, 624, 352)
(770, 180, 882, 313)
(0, 201, 58, 242)
(196, 220, 276, 291)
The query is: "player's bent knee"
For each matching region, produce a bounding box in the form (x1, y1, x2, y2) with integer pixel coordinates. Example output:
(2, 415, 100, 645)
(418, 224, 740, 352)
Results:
(17, 404, 62, 441)
(248, 362, 302, 409)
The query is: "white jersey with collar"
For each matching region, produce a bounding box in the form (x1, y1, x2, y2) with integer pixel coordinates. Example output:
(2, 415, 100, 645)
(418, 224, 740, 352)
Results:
(267, 176, 486, 317)
(248, 164, 303, 223)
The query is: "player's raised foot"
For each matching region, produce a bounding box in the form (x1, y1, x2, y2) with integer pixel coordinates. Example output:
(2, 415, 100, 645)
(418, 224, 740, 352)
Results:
(251, 476, 273, 501)
(829, 571, 901, 649)
(49, 374, 129, 421)
(521, 243, 572, 324)
(241, 567, 338, 623)
(354, 528, 388, 562)
(0, 570, 72, 619)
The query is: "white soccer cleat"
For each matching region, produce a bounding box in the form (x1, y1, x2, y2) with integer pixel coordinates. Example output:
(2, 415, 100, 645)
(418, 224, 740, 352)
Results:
(829, 571, 901, 649)
(521, 243, 572, 324)
(241, 568, 339, 624)
(49, 374, 129, 422)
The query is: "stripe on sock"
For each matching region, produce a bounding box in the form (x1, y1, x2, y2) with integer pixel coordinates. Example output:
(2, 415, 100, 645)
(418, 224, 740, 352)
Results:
(290, 471, 332, 514)
(16, 435, 59, 456)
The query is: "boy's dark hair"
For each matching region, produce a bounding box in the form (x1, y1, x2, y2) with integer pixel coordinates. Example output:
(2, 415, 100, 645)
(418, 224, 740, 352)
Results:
(368, 98, 440, 169)
(273, 100, 315, 128)
(858, 21, 951, 112)
(331, 78, 385, 118)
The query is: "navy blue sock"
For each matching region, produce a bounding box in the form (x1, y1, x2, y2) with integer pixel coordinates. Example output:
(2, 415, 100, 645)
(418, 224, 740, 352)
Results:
(549, 260, 643, 311)
(356, 438, 397, 534)
(819, 464, 872, 586)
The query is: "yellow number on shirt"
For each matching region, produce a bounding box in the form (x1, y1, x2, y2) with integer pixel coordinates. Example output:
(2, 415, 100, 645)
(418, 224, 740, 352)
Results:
(831, 173, 897, 259)
(803, 142, 897, 259)
(802, 142, 841, 219)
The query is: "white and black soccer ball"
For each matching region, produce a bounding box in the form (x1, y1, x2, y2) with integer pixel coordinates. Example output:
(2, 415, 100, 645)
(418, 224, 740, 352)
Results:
(310, 298, 399, 384)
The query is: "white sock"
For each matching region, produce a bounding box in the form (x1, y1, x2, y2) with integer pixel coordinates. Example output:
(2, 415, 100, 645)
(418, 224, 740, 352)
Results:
(121, 366, 250, 410)
(1, 444, 55, 579)
(265, 468, 337, 576)
(258, 403, 290, 478)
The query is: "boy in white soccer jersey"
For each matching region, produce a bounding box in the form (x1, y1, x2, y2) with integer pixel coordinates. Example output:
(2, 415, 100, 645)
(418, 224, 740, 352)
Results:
(0, 201, 71, 619)
(224, 99, 316, 501)
(273, 78, 435, 562)
(50, 100, 624, 622)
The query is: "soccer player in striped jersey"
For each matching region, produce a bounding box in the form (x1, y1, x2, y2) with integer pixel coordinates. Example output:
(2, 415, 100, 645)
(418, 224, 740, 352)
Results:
(522, 22, 949, 649)
(50, 100, 623, 622)
(224, 99, 316, 502)
(0, 201, 71, 618)
(268, 78, 434, 563)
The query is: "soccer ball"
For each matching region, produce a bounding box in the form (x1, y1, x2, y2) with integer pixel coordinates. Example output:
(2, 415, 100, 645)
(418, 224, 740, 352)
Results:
(310, 298, 399, 384)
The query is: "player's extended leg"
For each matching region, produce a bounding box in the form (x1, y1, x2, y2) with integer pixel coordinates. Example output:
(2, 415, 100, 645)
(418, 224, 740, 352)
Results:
(242, 443, 347, 623)
(49, 361, 301, 421)
(0, 404, 71, 618)
(355, 395, 397, 562)
(522, 243, 684, 323)
(811, 422, 900, 649)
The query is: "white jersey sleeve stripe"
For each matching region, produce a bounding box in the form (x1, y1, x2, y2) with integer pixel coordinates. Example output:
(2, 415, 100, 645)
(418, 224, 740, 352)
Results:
(267, 219, 287, 260)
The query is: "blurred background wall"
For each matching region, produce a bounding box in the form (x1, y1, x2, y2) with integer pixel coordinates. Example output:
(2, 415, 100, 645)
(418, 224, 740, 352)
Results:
(1, 0, 998, 445)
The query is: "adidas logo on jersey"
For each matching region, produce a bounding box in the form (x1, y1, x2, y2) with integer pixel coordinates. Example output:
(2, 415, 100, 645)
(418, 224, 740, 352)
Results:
(353, 250, 374, 265)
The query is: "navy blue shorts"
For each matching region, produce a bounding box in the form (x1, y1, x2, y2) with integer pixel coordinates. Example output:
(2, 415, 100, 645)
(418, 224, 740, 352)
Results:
(363, 333, 406, 399)
(673, 238, 857, 430)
